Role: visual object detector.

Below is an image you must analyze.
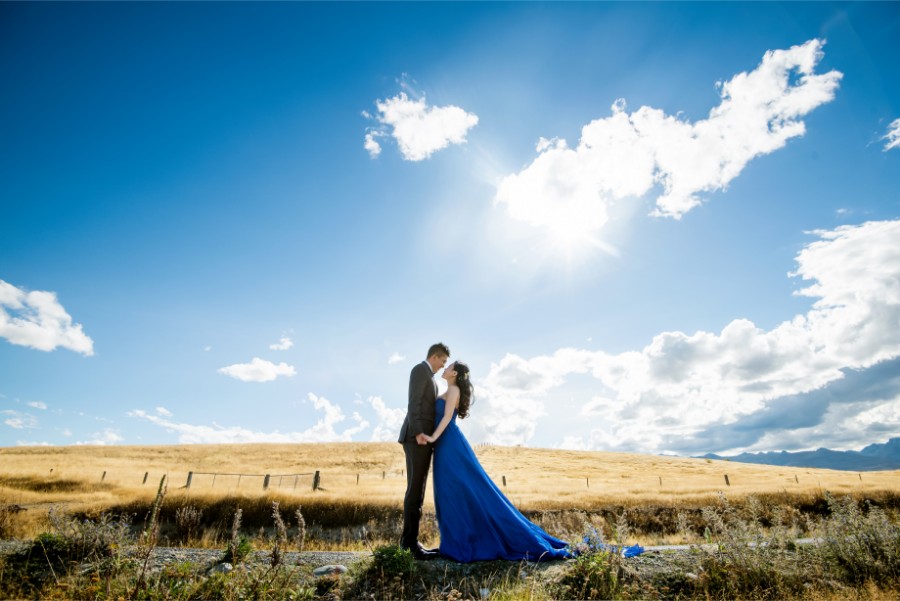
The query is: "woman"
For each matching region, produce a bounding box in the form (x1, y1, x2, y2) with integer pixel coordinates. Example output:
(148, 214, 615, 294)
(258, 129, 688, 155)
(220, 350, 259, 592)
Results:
(424, 361, 573, 562)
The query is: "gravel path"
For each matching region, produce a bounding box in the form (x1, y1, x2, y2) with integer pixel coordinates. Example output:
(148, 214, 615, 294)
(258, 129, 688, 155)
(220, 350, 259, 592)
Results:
(0, 539, 369, 574)
(0, 538, 773, 567)
(2, 538, 819, 585)
(135, 547, 371, 573)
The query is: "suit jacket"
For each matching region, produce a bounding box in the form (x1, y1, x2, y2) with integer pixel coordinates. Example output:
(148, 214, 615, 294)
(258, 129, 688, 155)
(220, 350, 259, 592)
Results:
(398, 361, 437, 443)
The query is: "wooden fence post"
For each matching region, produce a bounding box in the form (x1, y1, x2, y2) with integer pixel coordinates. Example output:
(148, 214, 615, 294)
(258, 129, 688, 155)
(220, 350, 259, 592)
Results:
(293, 475, 299, 490)
(586, 477, 589, 488)
(795, 475, 799, 484)
(724, 474, 731, 486)
(143, 472, 149, 485)
(356, 474, 360, 485)
(263, 474, 271, 490)
(659, 476, 662, 486)
(383, 471, 386, 480)
(502, 475, 507, 487)
(312, 471, 321, 491)
(101, 471, 106, 482)
(186, 471, 193, 489)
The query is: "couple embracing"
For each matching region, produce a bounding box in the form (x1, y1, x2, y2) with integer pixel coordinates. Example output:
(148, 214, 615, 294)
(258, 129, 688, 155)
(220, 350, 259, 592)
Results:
(398, 342, 572, 563)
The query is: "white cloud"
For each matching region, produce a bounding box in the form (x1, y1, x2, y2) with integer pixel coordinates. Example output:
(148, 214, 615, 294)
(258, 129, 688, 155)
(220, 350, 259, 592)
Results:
(366, 91, 478, 161)
(364, 131, 383, 158)
(883, 118, 900, 151)
(129, 393, 370, 444)
(218, 357, 296, 382)
(75, 428, 124, 446)
(464, 387, 546, 446)
(2, 410, 38, 430)
(470, 219, 900, 454)
(388, 352, 405, 365)
(27, 401, 48, 410)
(269, 336, 294, 351)
(16, 440, 53, 447)
(155, 406, 173, 417)
(366, 395, 405, 442)
(467, 348, 594, 446)
(0, 280, 94, 355)
(579, 396, 617, 417)
(495, 39, 842, 240)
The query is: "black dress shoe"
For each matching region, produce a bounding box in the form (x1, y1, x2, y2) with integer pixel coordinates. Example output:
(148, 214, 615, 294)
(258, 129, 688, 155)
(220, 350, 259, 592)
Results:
(412, 548, 440, 560)
(418, 545, 440, 554)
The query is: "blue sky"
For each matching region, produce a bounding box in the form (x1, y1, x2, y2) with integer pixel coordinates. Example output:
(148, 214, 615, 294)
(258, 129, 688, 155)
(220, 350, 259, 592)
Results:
(2, 2, 899, 455)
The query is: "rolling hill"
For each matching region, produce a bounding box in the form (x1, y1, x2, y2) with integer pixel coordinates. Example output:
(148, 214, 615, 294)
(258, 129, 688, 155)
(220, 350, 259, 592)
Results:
(698, 438, 900, 471)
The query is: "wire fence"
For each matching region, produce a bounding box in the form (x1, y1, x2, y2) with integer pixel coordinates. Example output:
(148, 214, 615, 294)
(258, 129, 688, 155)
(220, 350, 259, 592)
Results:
(25, 465, 883, 498)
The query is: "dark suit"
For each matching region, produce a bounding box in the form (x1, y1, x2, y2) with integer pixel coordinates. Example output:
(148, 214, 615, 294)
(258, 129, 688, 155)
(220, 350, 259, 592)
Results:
(398, 360, 437, 549)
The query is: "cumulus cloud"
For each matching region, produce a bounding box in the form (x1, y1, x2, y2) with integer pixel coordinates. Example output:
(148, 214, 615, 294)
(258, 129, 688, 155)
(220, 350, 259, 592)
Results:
(388, 352, 405, 365)
(469, 349, 594, 446)
(471, 219, 900, 454)
(75, 428, 123, 446)
(366, 395, 406, 442)
(269, 336, 294, 351)
(27, 401, 48, 410)
(2, 410, 38, 430)
(365, 90, 478, 161)
(218, 358, 296, 382)
(129, 393, 369, 444)
(0, 280, 94, 355)
(883, 118, 900, 151)
(155, 406, 172, 417)
(495, 39, 842, 238)
(662, 357, 900, 455)
(364, 132, 382, 158)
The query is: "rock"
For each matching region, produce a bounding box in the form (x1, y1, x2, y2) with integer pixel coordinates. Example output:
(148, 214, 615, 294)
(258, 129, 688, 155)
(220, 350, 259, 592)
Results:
(208, 562, 234, 576)
(313, 564, 348, 577)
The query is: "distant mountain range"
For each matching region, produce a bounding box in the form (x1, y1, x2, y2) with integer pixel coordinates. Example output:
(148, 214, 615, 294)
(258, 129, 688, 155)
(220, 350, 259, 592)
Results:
(698, 438, 900, 471)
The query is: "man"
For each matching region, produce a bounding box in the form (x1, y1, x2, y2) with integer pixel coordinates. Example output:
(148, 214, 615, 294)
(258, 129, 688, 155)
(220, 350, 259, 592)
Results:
(398, 342, 449, 560)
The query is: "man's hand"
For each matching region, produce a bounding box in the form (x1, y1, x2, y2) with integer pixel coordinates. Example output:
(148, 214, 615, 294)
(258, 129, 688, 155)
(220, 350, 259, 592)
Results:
(415, 433, 430, 446)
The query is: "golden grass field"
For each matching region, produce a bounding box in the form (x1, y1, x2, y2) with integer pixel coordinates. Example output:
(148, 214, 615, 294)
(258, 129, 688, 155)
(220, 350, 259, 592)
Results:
(2, 443, 899, 600)
(1, 441, 897, 513)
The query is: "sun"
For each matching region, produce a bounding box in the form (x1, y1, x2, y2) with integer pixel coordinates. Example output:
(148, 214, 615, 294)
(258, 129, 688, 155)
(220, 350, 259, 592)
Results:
(493, 169, 619, 260)
(543, 209, 619, 259)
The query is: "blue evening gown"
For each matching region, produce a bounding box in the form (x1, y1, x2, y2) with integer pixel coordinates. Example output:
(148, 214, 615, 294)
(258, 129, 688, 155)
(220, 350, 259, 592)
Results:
(432, 397, 573, 562)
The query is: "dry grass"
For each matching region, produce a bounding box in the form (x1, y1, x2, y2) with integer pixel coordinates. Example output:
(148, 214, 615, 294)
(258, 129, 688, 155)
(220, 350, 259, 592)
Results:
(1, 444, 898, 600)
(2, 442, 896, 503)
(1, 442, 897, 544)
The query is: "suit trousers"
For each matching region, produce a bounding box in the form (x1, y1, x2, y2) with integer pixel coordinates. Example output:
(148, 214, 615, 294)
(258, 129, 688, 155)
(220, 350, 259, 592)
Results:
(400, 441, 433, 549)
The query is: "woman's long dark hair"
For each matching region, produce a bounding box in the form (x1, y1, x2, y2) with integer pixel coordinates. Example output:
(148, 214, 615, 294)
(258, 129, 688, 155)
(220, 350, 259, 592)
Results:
(453, 361, 474, 419)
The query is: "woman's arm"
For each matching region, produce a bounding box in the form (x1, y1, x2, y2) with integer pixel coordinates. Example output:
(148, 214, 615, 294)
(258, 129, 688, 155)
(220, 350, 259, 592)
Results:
(425, 387, 459, 443)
